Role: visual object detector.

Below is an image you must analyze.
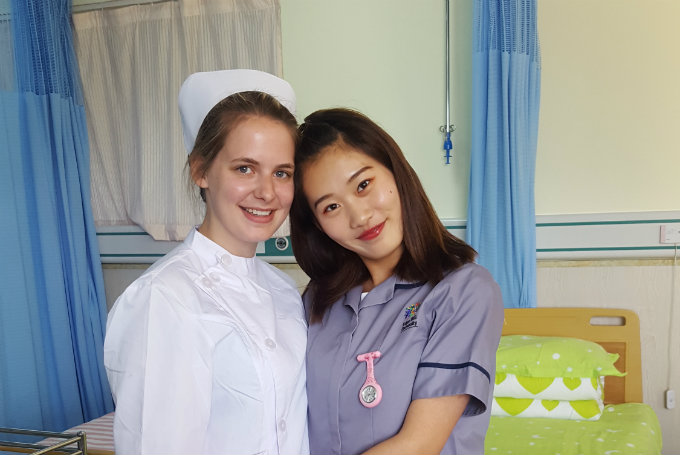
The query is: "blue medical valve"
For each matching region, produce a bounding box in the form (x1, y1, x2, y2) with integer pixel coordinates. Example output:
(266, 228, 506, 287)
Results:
(443, 131, 452, 165)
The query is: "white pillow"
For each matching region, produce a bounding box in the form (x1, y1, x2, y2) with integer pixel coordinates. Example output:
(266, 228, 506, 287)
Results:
(494, 373, 603, 401)
(491, 396, 604, 421)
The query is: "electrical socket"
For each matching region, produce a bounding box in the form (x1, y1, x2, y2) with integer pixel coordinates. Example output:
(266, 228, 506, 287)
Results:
(659, 224, 680, 244)
(666, 389, 676, 409)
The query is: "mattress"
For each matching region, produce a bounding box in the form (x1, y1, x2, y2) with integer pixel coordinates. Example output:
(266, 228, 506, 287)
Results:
(39, 412, 115, 455)
(485, 403, 662, 455)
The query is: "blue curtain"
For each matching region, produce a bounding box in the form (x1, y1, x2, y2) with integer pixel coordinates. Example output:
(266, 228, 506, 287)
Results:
(0, 0, 113, 432)
(467, 0, 541, 308)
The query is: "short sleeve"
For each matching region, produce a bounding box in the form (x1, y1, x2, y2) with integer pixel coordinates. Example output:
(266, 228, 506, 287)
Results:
(412, 264, 504, 416)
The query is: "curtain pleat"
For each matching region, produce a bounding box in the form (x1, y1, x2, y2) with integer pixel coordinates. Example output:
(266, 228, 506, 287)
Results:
(0, 0, 113, 431)
(73, 0, 283, 241)
(467, 0, 541, 309)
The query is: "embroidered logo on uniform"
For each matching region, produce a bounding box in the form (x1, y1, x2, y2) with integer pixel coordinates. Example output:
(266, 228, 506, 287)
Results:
(401, 302, 422, 332)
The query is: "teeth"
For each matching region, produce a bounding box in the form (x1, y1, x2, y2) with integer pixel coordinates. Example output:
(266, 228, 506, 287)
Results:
(245, 208, 272, 216)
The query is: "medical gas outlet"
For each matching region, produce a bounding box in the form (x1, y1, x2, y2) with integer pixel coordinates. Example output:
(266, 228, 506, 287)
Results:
(659, 224, 680, 244)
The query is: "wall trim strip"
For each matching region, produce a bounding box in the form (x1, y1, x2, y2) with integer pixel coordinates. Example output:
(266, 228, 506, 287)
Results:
(97, 211, 680, 263)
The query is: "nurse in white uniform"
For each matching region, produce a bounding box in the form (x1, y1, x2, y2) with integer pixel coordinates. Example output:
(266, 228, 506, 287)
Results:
(104, 70, 309, 455)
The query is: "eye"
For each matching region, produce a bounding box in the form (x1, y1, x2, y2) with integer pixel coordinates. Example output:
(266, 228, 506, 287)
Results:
(274, 170, 291, 179)
(237, 166, 253, 174)
(323, 203, 340, 213)
(357, 179, 370, 192)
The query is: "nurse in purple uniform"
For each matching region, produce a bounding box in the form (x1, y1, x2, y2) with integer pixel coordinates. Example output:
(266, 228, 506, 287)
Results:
(289, 108, 504, 455)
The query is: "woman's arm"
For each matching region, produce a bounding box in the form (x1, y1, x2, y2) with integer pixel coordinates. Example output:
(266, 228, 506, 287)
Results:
(106, 282, 212, 454)
(362, 394, 470, 455)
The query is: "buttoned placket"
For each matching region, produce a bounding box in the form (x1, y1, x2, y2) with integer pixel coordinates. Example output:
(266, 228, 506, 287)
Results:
(216, 251, 282, 454)
(186, 228, 307, 454)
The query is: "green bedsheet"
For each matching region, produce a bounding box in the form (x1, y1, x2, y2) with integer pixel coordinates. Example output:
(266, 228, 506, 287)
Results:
(485, 403, 662, 455)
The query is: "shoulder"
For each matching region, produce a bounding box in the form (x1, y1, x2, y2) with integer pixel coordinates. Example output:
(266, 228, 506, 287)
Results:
(109, 244, 205, 317)
(440, 262, 498, 289)
(142, 242, 202, 283)
(427, 262, 503, 313)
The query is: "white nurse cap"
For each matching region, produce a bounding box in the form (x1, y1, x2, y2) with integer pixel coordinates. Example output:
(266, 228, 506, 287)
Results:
(178, 69, 296, 153)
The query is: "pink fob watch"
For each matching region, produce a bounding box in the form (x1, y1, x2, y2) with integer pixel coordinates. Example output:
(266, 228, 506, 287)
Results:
(357, 351, 382, 408)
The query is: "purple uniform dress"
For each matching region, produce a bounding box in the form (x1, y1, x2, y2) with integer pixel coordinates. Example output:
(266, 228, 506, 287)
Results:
(305, 262, 504, 455)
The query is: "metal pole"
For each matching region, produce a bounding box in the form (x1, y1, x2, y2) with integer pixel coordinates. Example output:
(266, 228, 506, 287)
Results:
(445, 0, 450, 131)
(441, 0, 454, 164)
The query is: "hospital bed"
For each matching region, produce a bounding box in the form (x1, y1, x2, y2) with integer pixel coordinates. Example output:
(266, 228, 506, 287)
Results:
(485, 307, 662, 455)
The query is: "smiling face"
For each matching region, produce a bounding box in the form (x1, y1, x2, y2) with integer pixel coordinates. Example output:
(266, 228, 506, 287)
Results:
(195, 115, 295, 257)
(302, 143, 404, 285)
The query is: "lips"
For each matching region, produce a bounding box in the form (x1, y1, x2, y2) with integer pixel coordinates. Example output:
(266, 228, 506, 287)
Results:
(358, 221, 385, 241)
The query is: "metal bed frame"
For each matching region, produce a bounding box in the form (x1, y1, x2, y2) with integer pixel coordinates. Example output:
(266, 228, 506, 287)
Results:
(0, 426, 88, 455)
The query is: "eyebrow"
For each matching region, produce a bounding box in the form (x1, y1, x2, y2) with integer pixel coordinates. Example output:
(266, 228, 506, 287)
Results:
(312, 165, 372, 210)
(232, 157, 294, 169)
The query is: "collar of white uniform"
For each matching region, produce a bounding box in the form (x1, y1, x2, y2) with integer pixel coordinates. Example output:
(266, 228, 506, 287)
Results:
(187, 227, 258, 276)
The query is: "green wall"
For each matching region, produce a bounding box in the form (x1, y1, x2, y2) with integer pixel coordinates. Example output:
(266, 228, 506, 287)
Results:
(281, 0, 474, 220)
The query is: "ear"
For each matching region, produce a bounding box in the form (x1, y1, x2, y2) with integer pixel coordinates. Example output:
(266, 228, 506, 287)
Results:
(189, 155, 208, 189)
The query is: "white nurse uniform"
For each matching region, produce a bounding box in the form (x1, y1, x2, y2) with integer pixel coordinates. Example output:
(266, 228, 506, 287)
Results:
(104, 228, 308, 455)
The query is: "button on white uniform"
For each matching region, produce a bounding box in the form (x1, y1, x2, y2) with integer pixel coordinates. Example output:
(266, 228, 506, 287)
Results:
(264, 338, 276, 350)
(220, 254, 231, 266)
(202, 277, 213, 288)
(279, 419, 286, 432)
(209, 272, 220, 281)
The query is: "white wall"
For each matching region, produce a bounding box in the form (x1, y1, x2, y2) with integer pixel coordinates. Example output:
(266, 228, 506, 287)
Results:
(535, 0, 680, 214)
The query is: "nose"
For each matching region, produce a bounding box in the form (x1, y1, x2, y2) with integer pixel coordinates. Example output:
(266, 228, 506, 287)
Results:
(253, 175, 275, 201)
(348, 201, 372, 229)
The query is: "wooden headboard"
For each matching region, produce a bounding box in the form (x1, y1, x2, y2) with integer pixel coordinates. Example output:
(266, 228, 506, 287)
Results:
(502, 308, 642, 405)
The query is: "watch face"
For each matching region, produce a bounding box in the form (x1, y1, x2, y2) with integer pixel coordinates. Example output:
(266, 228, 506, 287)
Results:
(361, 385, 377, 403)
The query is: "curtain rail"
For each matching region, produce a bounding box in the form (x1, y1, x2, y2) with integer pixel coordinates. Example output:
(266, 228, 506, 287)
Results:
(72, 0, 176, 14)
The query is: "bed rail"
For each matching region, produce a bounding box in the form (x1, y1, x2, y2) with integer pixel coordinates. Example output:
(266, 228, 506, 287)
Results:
(0, 426, 88, 455)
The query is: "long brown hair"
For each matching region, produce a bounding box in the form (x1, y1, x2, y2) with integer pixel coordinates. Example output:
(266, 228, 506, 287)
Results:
(188, 91, 298, 201)
(290, 108, 476, 322)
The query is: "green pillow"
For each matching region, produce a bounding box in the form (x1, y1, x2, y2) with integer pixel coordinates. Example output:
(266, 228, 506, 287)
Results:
(496, 335, 625, 378)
